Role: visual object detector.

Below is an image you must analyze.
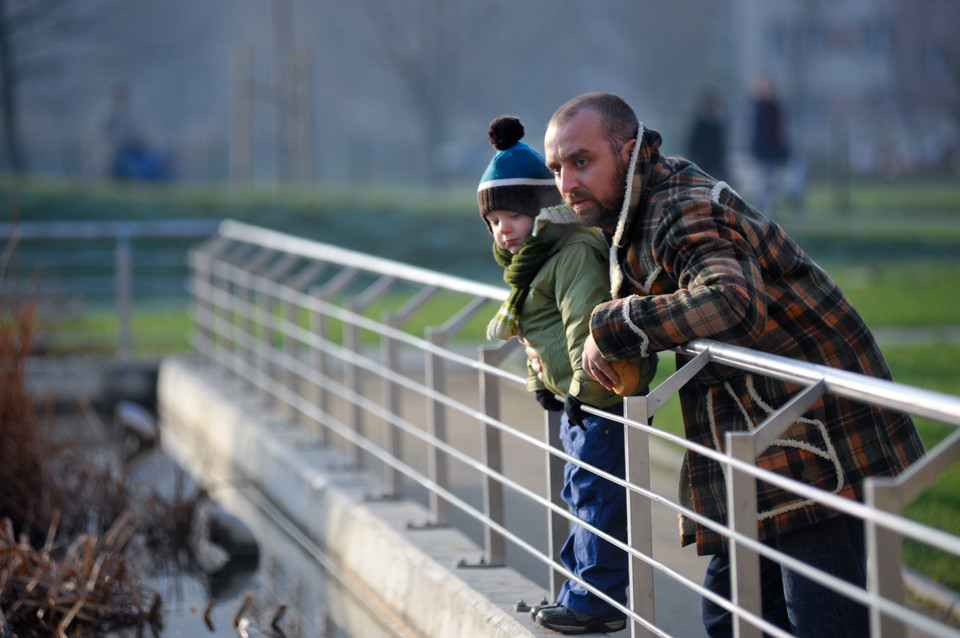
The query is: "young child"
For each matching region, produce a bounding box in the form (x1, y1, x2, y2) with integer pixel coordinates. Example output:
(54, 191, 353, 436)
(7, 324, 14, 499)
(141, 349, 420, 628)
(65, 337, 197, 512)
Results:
(478, 115, 657, 635)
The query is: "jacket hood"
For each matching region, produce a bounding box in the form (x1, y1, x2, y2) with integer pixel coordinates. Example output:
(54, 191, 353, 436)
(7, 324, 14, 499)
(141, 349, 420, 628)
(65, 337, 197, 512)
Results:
(531, 204, 581, 246)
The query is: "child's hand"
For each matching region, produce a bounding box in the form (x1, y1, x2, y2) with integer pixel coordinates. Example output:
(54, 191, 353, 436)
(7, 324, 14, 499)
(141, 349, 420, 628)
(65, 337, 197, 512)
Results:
(523, 338, 544, 381)
(535, 389, 564, 412)
(563, 395, 587, 430)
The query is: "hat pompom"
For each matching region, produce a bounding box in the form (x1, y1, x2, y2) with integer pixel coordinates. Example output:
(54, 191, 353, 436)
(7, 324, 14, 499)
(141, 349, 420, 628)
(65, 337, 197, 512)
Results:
(488, 116, 525, 151)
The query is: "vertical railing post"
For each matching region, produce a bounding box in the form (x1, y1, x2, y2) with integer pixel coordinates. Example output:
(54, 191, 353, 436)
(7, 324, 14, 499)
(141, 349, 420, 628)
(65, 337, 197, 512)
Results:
(624, 395, 655, 637)
(188, 247, 214, 366)
(115, 230, 133, 362)
(479, 343, 509, 565)
(280, 292, 299, 420)
(282, 263, 323, 424)
(726, 431, 763, 638)
(287, 263, 326, 431)
(381, 313, 403, 496)
(425, 327, 450, 526)
(865, 477, 907, 638)
(343, 274, 396, 470)
(307, 286, 329, 446)
(545, 408, 566, 600)
(344, 299, 365, 468)
(240, 248, 277, 396)
(253, 280, 272, 402)
(378, 285, 436, 496)
(262, 255, 299, 418)
(207, 251, 228, 375)
(213, 254, 239, 382)
(236, 266, 254, 376)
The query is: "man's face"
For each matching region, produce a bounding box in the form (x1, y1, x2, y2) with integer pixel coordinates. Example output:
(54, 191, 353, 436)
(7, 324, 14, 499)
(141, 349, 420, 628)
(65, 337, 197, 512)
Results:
(544, 108, 635, 233)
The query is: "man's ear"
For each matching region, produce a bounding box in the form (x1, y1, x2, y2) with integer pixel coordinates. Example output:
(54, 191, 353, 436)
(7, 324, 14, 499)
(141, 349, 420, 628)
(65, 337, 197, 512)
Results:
(620, 138, 637, 164)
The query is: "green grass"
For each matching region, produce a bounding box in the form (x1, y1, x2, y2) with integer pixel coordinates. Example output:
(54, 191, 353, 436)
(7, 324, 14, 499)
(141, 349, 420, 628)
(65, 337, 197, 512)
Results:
(883, 344, 960, 589)
(38, 307, 193, 355)
(827, 261, 960, 328)
(805, 178, 960, 214)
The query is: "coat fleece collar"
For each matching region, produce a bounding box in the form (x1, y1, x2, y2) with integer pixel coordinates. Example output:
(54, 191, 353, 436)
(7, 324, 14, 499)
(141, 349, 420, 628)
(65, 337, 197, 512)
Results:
(609, 123, 657, 298)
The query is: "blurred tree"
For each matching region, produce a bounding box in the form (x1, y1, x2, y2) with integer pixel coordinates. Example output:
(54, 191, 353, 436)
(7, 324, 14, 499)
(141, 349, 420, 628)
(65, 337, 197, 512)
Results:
(0, 0, 110, 174)
(0, 0, 216, 178)
(0, 0, 64, 173)
(357, 0, 494, 184)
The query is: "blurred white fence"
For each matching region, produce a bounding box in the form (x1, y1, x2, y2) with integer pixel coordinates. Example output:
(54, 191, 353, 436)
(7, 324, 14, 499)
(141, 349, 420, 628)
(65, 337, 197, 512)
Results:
(0, 219, 219, 359)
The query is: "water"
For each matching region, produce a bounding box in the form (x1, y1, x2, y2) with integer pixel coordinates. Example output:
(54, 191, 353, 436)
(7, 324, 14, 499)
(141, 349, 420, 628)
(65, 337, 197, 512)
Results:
(125, 446, 408, 638)
(27, 408, 404, 638)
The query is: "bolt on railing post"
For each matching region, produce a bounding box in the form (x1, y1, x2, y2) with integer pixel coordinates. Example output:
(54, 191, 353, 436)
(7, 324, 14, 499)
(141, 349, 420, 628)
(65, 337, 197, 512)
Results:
(726, 431, 763, 638)
(865, 477, 907, 638)
(545, 408, 566, 600)
(425, 327, 450, 526)
(624, 395, 655, 637)
(115, 231, 133, 362)
(480, 344, 507, 565)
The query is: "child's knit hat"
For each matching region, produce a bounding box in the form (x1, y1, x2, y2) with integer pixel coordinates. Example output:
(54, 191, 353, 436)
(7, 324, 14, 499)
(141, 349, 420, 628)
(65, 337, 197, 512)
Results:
(477, 116, 560, 233)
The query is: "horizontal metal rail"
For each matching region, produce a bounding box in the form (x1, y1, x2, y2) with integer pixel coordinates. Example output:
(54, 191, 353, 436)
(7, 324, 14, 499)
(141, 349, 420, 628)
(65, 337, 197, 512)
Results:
(189, 220, 960, 638)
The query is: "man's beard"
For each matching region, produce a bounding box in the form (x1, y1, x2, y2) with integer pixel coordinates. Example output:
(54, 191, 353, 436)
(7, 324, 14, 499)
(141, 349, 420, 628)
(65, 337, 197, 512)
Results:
(567, 156, 629, 232)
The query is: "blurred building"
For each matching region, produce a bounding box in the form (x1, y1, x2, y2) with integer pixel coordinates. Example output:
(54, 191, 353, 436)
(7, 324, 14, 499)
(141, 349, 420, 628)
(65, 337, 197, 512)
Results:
(730, 0, 960, 179)
(2, 1, 957, 185)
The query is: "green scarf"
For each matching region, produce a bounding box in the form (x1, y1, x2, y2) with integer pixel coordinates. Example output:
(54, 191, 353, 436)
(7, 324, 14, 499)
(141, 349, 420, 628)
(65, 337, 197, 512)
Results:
(486, 207, 581, 341)
(486, 236, 552, 340)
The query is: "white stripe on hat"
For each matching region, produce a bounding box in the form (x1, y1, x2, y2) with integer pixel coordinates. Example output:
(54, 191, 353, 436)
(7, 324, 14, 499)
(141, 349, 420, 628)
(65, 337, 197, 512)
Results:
(477, 177, 556, 191)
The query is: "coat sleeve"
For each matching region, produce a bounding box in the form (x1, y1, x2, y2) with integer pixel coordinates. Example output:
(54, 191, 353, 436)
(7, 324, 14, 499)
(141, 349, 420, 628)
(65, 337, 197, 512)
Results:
(590, 198, 768, 361)
(550, 240, 622, 407)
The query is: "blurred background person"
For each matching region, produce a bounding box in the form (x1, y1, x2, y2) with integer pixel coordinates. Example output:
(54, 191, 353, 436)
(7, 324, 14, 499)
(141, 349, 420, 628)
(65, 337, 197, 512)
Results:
(685, 88, 729, 182)
(102, 84, 173, 181)
(748, 74, 804, 214)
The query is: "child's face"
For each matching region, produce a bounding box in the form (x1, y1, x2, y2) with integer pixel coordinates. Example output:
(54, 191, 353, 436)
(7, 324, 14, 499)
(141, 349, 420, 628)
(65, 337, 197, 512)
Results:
(485, 209, 534, 254)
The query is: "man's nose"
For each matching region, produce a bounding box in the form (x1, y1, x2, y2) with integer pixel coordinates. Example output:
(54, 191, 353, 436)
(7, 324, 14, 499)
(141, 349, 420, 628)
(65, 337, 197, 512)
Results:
(557, 168, 577, 194)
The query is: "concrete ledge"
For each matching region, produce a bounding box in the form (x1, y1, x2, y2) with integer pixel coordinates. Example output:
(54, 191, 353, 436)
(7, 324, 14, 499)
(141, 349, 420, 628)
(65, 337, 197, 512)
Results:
(157, 356, 551, 638)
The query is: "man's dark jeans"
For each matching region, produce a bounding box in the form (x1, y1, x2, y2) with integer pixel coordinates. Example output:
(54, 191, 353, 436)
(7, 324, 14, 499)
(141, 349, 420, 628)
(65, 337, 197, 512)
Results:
(701, 514, 868, 637)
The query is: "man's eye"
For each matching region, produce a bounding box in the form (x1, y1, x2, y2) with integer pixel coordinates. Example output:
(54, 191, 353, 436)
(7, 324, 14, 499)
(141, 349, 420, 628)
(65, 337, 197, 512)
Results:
(575, 158, 588, 168)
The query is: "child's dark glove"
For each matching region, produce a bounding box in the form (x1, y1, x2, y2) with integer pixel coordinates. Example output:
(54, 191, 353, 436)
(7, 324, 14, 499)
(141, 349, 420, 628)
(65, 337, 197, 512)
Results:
(564, 395, 587, 430)
(535, 389, 564, 412)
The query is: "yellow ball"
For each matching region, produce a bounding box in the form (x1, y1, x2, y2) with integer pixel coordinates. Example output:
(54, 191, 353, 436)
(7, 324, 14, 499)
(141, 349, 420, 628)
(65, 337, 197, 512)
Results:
(610, 359, 640, 396)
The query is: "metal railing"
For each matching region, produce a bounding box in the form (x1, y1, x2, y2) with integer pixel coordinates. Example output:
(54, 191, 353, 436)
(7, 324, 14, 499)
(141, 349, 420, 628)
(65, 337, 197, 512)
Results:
(0, 219, 220, 359)
(188, 219, 960, 638)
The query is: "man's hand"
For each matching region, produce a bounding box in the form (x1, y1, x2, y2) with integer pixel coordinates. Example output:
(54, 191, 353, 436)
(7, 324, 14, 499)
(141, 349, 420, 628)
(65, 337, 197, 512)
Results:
(524, 338, 544, 381)
(582, 334, 619, 391)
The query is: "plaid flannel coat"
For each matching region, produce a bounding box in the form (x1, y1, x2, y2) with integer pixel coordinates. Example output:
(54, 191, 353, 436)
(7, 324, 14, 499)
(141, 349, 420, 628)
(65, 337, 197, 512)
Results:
(589, 127, 925, 555)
